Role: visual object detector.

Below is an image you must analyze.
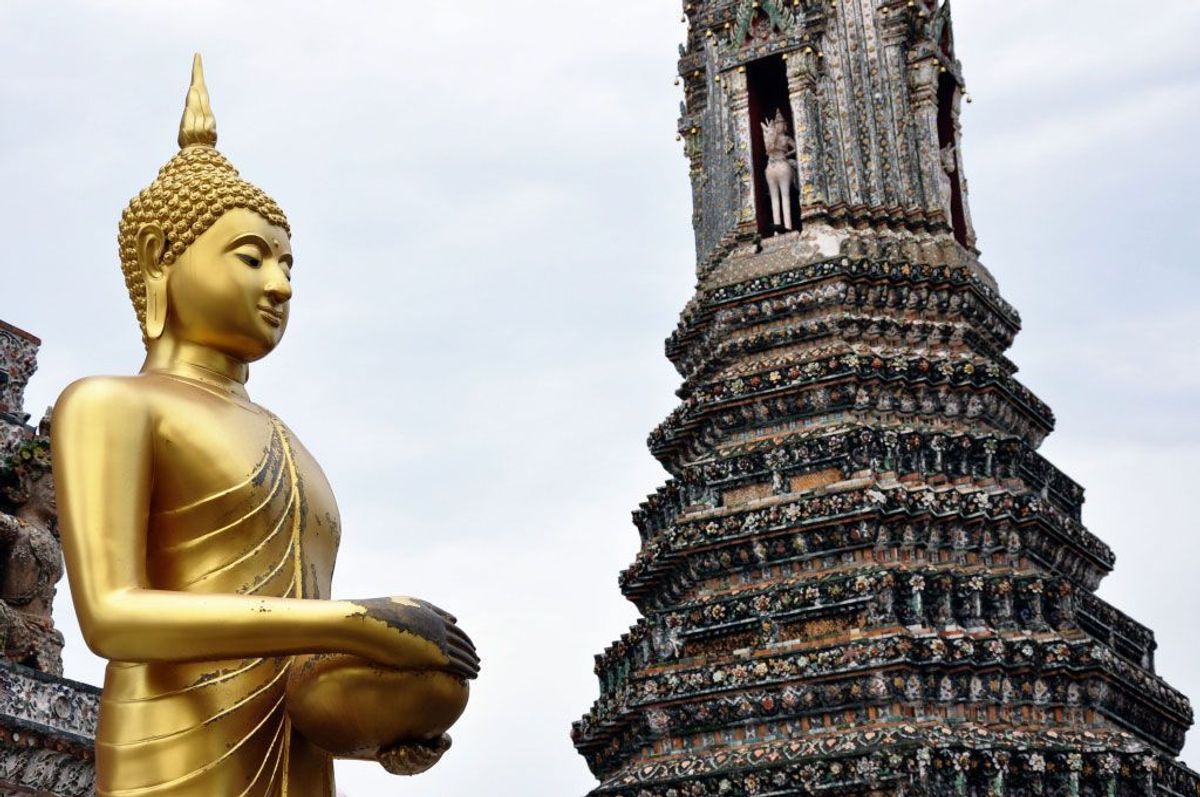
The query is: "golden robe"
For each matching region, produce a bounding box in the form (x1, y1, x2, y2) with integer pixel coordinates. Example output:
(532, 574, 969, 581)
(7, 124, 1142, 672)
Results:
(96, 408, 341, 797)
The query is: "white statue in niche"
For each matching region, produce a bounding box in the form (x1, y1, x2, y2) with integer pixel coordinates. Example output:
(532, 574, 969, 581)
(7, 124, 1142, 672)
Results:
(762, 110, 799, 232)
(940, 141, 957, 176)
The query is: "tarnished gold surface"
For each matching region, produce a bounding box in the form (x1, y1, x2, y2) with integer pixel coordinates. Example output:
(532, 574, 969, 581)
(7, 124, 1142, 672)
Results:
(51, 55, 477, 796)
(286, 654, 469, 758)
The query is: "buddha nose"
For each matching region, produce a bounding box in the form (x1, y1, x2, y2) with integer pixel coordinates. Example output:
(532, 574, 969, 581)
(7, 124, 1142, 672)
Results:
(264, 275, 292, 304)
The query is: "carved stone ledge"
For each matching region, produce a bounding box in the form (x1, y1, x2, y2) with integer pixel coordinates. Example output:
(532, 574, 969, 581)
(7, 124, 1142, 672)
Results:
(0, 662, 98, 797)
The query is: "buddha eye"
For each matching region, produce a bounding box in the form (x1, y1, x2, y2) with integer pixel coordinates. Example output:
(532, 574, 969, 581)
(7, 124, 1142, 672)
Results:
(236, 252, 262, 269)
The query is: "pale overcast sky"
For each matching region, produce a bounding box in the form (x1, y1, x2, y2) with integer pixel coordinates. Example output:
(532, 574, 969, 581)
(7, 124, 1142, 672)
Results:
(1, 2, 1198, 794)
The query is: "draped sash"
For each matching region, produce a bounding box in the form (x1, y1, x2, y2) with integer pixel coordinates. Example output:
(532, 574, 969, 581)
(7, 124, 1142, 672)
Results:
(95, 418, 329, 797)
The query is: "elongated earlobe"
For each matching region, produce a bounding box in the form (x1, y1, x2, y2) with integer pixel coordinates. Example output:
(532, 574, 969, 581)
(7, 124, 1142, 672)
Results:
(136, 224, 167, 341)
(145, 280, 166, 341)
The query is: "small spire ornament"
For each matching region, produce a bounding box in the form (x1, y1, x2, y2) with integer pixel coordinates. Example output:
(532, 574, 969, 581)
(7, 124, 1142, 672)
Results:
(177, 53, 217, 149)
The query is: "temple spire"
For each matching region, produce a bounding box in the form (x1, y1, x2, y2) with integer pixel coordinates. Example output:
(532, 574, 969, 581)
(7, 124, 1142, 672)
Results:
(573, 2, 1200, 795)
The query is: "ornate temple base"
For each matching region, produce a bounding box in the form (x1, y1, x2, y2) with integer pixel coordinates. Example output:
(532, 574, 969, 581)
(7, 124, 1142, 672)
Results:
(0, 661, 97, 797)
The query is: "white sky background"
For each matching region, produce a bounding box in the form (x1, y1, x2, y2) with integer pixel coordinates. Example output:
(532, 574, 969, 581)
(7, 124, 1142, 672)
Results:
(0, 1, 1197, 794)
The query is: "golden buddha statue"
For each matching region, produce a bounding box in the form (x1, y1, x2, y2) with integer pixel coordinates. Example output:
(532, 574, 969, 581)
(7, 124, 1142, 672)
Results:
(51, 55, 478, 796)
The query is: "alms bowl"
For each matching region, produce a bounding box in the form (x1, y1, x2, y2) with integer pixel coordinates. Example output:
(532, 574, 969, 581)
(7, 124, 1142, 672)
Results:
(285, 653, 469, 758)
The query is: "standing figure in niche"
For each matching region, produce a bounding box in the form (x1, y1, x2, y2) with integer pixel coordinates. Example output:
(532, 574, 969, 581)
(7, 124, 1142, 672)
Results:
(939, 141, 958, 218)
(762, 110, 798, 232)
(52, 55, 479, 796)
(0, 431, 65, 675)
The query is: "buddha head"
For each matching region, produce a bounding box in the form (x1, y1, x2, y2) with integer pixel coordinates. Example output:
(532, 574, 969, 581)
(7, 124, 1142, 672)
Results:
(118, 55, 293, 362)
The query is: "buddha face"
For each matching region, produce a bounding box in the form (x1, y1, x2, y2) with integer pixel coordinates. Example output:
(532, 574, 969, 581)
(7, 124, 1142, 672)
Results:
(163, 207, 293, 362)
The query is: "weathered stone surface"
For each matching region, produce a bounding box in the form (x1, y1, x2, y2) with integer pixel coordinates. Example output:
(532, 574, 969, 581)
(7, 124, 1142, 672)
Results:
(0, 323, 40, 464)
(0, 320, 97, 796)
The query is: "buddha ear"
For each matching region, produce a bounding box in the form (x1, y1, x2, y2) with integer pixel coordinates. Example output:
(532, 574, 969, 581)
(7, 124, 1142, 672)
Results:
(136, 223, 168, 341)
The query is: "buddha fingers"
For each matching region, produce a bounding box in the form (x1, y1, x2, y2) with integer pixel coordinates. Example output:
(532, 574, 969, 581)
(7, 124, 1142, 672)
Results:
(448, 642, 480, 679)
(417, 599, 457, 625)
(445, 622, 476, 653)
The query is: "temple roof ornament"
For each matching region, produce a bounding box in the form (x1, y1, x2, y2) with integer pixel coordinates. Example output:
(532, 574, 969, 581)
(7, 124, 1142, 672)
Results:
(733, 0, 795, 46)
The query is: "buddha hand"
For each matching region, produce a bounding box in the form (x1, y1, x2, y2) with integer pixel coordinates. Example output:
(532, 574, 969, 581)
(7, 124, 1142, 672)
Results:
(349, 597, 479, 680)
(379, 734, 452, 776)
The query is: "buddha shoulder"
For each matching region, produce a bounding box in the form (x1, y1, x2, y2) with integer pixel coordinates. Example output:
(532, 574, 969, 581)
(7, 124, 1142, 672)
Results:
(55, 375, 154, 423)
(54, 373, 216, 431)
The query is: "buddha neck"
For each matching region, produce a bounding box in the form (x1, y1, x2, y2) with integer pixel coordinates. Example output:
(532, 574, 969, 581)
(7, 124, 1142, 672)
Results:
(141, 335, 250, 400)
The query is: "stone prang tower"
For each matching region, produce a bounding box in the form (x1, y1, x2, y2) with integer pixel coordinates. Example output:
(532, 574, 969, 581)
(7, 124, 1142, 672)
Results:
(573, 2, 1200, 796)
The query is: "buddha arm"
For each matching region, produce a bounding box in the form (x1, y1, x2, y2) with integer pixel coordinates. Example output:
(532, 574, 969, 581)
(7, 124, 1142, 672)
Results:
(51, 377, 461, 672)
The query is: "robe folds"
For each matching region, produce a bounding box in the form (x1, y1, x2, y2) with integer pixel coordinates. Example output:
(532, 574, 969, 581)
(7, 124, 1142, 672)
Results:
(96, 416, 339, 797)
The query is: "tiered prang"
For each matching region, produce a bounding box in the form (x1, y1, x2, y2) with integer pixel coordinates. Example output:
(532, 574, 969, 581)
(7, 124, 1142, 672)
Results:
(573, 2, 1200, 795)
